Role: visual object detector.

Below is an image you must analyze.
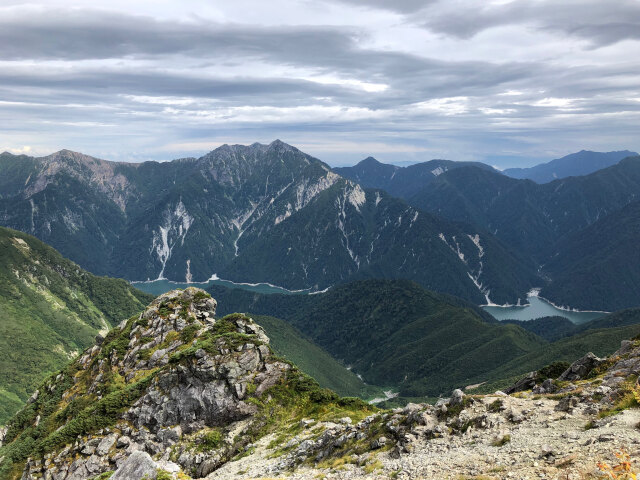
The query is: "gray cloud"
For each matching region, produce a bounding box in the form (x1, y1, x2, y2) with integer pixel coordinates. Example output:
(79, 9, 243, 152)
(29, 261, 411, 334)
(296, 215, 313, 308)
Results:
(331, 0, 435, 13)
(421, 0, 640, 47)
(0, 2, 638, 167)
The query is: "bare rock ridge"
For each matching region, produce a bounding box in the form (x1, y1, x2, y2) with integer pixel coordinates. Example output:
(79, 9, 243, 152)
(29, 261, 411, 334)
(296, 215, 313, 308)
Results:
(2, 288, 640, 480)
(8, 288, 300, 479)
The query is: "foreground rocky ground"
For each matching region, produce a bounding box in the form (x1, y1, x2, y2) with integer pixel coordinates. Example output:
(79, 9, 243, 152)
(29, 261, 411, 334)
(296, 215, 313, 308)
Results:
(1, 288, 639, 480)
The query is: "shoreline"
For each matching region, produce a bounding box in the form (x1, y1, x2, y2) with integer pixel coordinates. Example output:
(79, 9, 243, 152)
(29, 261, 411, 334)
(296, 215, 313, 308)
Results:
(481, 287, 609, 315)
(131, 273, 329, 295)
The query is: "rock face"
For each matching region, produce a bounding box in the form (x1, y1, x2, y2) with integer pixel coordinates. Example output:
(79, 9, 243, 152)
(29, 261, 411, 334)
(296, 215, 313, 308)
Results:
(12, 288, 296, 480)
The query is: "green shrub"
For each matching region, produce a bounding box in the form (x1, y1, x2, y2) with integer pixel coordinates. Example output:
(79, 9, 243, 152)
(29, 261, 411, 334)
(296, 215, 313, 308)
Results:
(537, 361, 570, 381)
(180, 325, 200, 344)
(198, 429, 223, 451)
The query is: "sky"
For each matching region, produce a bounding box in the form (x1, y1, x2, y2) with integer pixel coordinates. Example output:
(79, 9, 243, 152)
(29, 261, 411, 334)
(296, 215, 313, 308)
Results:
(1, 0, 639, 168)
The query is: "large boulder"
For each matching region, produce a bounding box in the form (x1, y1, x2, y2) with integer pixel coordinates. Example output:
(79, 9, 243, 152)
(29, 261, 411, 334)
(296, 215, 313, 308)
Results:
(558, 353, 604, 381)
(111, 451, 158, 480)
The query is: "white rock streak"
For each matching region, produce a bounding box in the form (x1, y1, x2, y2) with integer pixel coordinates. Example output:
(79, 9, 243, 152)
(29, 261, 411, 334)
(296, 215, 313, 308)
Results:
(336, 184, 364, 267)
(151, 200, 194, 280)
(440, 232, 492, 303)
(431, 166, 447, 176)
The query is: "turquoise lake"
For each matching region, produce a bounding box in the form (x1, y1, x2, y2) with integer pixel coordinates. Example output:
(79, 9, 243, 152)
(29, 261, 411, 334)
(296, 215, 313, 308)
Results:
(133, 279, 606, 326)
(482, 295, 606, 325)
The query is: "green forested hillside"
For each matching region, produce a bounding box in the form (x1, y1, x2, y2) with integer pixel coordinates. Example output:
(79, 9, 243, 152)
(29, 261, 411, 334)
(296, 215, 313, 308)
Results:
(208, 280, 547, 397)
(209, 281, 640, 399)
(541, 200, 640, 310)
(251, 315, 380, 399)
(0, 227, 153, 423)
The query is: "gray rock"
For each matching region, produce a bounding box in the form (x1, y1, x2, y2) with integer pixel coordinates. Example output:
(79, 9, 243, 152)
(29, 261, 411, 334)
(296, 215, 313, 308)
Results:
(116, 436, 131, 448)
(558, 353, 604, 381)
(505, 372, 536, 394)
(111, 451, 158, 480)
(371, 436, 387, 449)
(96, 434, 118, 456)
(449, 389, 465, 406)
(555, 396, 579, 413)
(618, 340, 634, 355)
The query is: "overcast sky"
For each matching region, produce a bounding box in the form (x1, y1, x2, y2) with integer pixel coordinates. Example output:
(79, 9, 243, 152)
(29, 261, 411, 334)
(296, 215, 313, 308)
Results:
(1, 0, 639, 167)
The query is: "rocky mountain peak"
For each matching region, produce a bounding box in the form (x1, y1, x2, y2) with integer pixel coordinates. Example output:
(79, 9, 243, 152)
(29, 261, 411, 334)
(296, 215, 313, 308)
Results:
(4, 288, 300, 479)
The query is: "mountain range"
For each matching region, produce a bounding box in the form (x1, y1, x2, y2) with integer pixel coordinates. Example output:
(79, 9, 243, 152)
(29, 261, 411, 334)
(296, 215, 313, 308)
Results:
(502, 149, 638, 183)
(2, 143, 639, 311)
(334, 157, 496, 199)
(408, 158, 640, 309)
(0, 141, 538, 305)
(337, 151, 640, 310)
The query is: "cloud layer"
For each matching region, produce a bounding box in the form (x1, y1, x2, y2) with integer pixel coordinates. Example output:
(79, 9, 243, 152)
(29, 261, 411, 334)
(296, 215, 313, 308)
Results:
(1, 0, 638, 167)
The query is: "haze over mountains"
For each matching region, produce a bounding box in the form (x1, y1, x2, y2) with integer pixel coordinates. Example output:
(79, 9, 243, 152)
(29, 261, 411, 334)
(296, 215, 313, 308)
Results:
(502, 150, 638, 183)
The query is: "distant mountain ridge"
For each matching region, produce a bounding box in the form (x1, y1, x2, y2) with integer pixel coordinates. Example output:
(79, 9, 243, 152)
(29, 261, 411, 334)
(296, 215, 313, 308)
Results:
(334, 156, 496, 199)
(408, 157, 640, 310)
(503, 150, 637, 183)
(0, 140, 538, 305)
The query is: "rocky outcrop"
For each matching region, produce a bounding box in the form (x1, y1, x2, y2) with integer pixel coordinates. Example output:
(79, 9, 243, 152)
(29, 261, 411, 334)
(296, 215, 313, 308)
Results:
(558, 352, 604, 381)
(13, 288, 296, 480)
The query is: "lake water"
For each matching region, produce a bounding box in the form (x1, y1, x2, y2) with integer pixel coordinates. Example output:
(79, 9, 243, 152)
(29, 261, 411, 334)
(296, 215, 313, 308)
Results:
(132, 275, 311, 297)
(134, 278, 607, 326)
(482, 294, 606, 325)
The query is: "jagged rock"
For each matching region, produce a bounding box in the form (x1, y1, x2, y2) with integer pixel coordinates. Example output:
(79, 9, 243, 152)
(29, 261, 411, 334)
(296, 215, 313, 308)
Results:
(371, 436, 387, 449)
(505, 371, 537, 393)
(96, 434, 118, 456)
(618, 340, 634, 356)
(27, 389, 39, 404)
(0, 426, 6, 448)
(558, 352, 604, 381)
(532, 378, 557, 394)
(111, 451, 158, 480)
